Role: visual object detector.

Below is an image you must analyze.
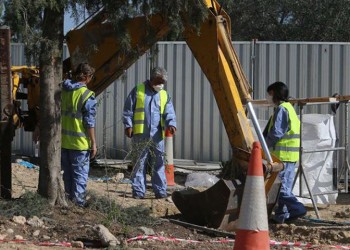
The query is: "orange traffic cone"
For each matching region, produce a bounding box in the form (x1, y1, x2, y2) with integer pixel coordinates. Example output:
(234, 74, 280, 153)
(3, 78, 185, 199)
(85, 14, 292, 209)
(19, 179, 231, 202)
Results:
(165, 129, 175, 186)
(234, 141, 270, 250)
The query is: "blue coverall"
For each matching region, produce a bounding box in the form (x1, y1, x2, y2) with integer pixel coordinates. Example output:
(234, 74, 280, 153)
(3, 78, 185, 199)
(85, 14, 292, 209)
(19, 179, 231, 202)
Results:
(265, 105, 307, 223)
(61, 79, 97, 206)
(123, 81, 176, 198)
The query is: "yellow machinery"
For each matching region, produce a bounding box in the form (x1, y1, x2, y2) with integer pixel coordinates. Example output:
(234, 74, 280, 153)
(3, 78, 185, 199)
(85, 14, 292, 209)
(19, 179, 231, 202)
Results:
(11, 0, 283, 229)
(10, 66, 40, 131)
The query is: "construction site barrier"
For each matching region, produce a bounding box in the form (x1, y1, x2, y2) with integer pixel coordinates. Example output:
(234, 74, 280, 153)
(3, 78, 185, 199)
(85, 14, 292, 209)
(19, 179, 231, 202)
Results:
(165, 128, 175, 186)
(127, 235, 350, 249)
(234, 141, 270, 250)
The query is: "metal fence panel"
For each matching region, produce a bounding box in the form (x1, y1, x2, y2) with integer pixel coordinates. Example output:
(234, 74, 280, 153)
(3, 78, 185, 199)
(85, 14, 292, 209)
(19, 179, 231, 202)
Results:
(253, 42, 350, 114)
(252, 42, 350, 176)
(95, 54, 149, 160)
(95, 41, 252, 161)
(10, 41, 350, 162)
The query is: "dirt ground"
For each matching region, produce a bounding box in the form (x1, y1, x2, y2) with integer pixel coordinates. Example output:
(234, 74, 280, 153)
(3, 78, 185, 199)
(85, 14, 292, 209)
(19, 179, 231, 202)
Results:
(2, 156, 350, 249)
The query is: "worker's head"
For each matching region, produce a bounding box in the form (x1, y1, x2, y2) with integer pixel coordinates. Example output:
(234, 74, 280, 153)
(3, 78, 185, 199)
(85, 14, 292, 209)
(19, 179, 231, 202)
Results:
(266, 81, 289, 104)
(150, 67, 167, 92)
(74, 63, 95, 83)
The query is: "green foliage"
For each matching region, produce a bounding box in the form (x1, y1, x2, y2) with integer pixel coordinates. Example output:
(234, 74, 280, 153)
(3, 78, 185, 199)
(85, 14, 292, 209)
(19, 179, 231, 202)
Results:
(229, 0, 350, 41)
(0, 2, 4, 24)
(4, 0, 350, 56)
(3, 0, 209, 61)
(66, 0, 103, 28)
(99, 0, 208, 47)
(287, 0, 350, 41)
(3, 0, 42, 62)
(228, 0, 284, 40)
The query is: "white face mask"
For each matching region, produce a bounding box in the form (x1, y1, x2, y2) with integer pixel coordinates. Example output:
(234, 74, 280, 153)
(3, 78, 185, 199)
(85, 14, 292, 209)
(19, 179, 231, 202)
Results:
(267, 95, 274, 105)
(153, 84, 164, 92)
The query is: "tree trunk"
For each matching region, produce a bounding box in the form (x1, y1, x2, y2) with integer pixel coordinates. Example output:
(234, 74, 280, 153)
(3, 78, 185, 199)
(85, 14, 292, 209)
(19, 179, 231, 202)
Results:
(37, 6, 67, 206)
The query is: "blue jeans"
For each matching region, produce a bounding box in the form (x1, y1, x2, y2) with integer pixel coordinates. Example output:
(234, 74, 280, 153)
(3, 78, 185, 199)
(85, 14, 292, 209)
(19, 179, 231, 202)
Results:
(61, 149, 90, 206)
(273, 162, 307, 223)
(131, 139, 167, 198)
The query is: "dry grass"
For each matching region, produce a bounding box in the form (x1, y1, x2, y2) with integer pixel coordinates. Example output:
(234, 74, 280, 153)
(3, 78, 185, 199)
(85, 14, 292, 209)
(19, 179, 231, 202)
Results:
(0, 191, 50, 218)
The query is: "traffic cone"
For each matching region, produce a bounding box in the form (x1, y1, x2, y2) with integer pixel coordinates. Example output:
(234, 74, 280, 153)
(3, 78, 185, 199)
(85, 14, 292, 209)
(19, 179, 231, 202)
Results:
(234, 141, 270, 250)
(165, 129, 175, 186)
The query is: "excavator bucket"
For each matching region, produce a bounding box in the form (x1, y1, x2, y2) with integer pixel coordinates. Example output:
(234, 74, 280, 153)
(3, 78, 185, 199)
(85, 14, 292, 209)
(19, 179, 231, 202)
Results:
(172, 179, 243, 229)
(172, 174, 281, 230)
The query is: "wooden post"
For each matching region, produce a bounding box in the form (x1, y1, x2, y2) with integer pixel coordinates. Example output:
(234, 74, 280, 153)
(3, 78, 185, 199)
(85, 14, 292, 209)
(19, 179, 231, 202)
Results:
(0, 26, 13, 199)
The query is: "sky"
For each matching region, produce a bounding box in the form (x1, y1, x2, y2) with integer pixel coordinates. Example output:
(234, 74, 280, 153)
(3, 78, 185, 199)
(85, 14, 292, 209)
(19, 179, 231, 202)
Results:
(64, 8, 95, 34)
(64, 12, 77, 35)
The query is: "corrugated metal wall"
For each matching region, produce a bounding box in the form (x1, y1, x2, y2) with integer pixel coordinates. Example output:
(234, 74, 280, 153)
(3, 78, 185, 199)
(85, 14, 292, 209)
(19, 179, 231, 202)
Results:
(11, 41, 350, 162)
(253, 42, 350, 113)
(94, 41, 252, 161)
(252, 42, 350, 165)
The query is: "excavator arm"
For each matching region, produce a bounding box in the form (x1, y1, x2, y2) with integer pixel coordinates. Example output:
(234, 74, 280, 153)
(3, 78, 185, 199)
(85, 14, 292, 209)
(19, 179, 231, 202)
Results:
(65, 11, 169, 95)
(64, 0, 282, 230)
(184, 1, 255, 158)
(183, 0, 281, 192)
(65, 1, 255, 162)
(10, 0, 281, 229)
(174, 0, 282, 229)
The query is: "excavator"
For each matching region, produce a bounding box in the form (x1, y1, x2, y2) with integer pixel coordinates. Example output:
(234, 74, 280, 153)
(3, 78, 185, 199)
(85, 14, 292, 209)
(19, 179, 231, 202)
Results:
(7, 0, 283, 230)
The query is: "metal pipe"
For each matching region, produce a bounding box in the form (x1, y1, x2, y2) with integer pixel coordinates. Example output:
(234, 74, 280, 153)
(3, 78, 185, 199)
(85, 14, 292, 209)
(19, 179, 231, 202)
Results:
(304, 191, 339, 196)
(247, 102, 272, 163)
(299, 105, 303, 197)
(298, 104, 320, 218)
(304, 101, 340, 106)
(345, 102, 349, 192)
(301, 167, 320, 218)
(303, 147, 346, 153)
(336, 102, 350, 193)
(250, 39, 256, 92)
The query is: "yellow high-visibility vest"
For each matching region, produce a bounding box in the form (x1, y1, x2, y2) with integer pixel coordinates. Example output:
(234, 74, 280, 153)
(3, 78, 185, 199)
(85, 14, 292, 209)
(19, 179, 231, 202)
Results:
(268, 102, 300, 162)
(62, 86, 94, 150)
(133, 83, 167, 138)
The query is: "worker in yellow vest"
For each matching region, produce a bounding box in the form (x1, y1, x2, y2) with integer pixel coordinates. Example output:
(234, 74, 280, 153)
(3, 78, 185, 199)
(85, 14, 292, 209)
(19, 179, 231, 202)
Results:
(61, 63, 97, 207)
(123, 67, 177, 199)
(263, 81, 307, 223)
